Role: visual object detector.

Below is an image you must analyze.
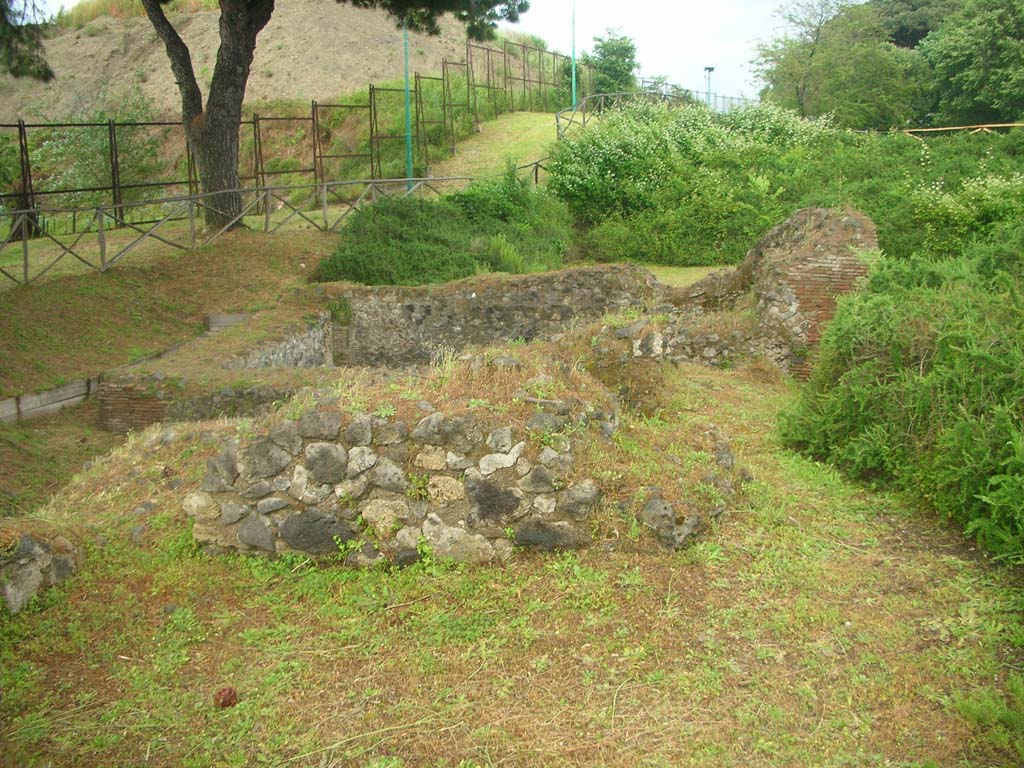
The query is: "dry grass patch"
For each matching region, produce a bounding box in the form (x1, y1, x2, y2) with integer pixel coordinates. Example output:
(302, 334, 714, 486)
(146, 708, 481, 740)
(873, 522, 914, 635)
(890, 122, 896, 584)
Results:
(0, 228, 333, 396)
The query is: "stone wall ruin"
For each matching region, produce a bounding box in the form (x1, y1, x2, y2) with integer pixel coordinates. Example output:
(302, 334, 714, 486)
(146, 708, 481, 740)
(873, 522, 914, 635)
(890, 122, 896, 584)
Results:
(675, 207, 875, 375)
(184, 389, 748, 564)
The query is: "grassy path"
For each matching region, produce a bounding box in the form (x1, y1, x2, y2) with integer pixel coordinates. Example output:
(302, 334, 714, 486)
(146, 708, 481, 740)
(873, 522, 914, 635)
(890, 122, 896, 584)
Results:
(2, 353, 1020, 767)
(431, 111, 558, 178)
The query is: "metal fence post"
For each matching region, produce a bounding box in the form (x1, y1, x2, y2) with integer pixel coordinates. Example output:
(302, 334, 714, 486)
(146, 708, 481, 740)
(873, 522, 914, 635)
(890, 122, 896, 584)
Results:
(20, 213, 28, 284)
(188, 198, 196, 250)
(97, 208, 106, 270)
(264, 187, 272, 232)
(321, 183, 328, 231)
(108, 119, 123, 220)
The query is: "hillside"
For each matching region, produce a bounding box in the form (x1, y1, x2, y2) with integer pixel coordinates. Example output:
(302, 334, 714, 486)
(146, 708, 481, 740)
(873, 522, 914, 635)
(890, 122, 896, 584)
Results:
(0, 1, 471, 119)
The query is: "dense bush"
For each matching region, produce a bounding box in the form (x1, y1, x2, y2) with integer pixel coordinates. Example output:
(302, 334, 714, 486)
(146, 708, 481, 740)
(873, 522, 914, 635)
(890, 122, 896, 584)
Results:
(318, 169, 570, 285)
(781, 202, 1024, 560)
(548, 103, 1024, 559)
(317, 196, 477, 285)
(547, 101, 1024, 266)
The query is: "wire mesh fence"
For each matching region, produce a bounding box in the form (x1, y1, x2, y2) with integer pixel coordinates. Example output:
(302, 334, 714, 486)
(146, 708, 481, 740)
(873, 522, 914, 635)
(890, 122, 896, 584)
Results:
(0, 39, 594, 241)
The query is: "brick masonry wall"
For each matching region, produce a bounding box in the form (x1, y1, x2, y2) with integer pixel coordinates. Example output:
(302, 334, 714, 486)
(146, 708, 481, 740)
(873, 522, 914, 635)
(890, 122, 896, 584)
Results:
(786, 257, 869, 346)
(664, 207, 877, 378)
(97, 383, 169, 434)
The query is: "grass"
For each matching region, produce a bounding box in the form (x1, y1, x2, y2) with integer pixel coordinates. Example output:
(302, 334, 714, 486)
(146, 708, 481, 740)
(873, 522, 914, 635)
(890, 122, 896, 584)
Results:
(0, 227, 335, 397)
(647, 265, 722, 288)
(0, 402, 121, 516)
(430, 112, 559, 179)
(1, 338, 1022, 767)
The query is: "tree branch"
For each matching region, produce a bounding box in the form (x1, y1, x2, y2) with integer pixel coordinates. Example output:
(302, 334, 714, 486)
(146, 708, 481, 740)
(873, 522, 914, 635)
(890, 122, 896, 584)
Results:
(140, 0, 203, 123)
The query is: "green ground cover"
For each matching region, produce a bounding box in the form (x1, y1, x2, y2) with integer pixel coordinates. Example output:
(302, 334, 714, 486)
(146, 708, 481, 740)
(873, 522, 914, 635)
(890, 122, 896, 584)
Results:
(2, 351, 1022, 767)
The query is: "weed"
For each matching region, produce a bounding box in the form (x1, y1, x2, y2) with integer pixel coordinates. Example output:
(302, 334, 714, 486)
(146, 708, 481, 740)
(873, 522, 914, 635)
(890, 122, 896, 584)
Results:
(326, 295, 352, 324)
(430, 345, 458, 385)
(406, 473, 430, 501)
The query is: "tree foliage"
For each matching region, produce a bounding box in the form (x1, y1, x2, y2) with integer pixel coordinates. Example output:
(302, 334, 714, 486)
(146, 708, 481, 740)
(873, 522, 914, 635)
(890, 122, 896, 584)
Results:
(581, 29, 637, 94)
(758, 0, 1024, 128)
(756, 1, 931, 128)
(868, 0, 959, 48)
(0, 0, 52, 80)
(142, 0, 528, 227)
(920, 0, 1024, 124)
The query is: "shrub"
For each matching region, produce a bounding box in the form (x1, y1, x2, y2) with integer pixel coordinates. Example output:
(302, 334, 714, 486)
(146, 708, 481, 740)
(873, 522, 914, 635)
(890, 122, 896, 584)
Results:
(30, 87, 166, 209)
(317, 196, 477, 286)
(318, 171, 571, 286)
(781, 252, 1024, 562)
(548, 102, 1024, 267)
(485, 233, 526, 274)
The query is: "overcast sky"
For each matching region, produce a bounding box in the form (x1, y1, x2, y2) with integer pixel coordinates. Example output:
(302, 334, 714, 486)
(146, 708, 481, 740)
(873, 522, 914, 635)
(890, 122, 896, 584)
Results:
(506, 0, 784, 97)
(39, 0, 783, 97)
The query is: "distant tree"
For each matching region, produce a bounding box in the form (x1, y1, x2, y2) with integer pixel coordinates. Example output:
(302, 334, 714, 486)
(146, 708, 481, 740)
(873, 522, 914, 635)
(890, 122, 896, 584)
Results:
(920, 0, 1024, 124)
(141, 0, 528, 229)
(868, 0, 959, 48)
(0, 0, 52, 80)
(756, 1, 932, 128)
(755, 0, 846, 118)
(581, 29, 637, 94)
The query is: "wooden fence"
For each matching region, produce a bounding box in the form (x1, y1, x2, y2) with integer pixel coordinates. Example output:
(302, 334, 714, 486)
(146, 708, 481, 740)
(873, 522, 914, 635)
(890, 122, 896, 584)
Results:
(0, 154, 549, 288)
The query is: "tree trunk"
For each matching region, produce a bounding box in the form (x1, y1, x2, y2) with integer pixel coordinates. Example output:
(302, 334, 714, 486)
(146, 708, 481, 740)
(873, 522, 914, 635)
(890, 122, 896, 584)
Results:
(187, 112, 244, 228)
(142, 0, 273, 230)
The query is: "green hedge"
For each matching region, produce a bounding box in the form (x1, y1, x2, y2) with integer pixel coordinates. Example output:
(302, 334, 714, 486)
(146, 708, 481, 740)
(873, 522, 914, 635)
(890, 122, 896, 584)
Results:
(547, 101, 1024, 266)
(317, 169, 571, 286)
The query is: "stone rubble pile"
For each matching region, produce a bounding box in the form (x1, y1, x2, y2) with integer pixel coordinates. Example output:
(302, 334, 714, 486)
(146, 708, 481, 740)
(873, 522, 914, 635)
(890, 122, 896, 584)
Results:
(184, 395, 612, 565)
(1, 534, 80, 614)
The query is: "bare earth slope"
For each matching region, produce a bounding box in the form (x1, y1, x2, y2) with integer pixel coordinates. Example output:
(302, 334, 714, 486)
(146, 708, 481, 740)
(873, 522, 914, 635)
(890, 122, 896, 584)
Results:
(0, 1, 469, 119)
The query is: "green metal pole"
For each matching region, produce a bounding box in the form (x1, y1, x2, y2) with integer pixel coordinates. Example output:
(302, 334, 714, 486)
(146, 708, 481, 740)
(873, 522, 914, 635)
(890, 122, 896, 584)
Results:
(571, 0, 577, 106)
(404, 22, 414, 190)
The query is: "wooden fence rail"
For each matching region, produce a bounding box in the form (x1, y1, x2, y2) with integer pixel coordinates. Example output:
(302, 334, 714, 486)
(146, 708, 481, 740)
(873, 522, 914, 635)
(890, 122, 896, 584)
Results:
(0, 175, 484, 286)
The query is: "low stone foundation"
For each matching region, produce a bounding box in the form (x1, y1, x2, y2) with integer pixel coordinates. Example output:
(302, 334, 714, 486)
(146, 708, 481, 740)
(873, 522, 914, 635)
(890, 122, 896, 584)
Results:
(185, 401, 607, 565)
(329, 264, 663, 367)
(184, 383, 747, 565)
(223, 312, 333, 370)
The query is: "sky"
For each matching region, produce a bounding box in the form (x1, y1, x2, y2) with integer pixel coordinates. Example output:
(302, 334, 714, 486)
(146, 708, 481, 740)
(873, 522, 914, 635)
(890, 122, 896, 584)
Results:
(38, 0, 784, 97)
(505, 0, 784, 98)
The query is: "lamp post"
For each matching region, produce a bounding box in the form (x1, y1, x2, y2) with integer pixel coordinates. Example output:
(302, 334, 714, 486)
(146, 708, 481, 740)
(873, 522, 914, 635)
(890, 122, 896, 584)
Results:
(704, 66, 715, 109)
(571, 0, 577, 106)
(404, 21, 414, 190)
